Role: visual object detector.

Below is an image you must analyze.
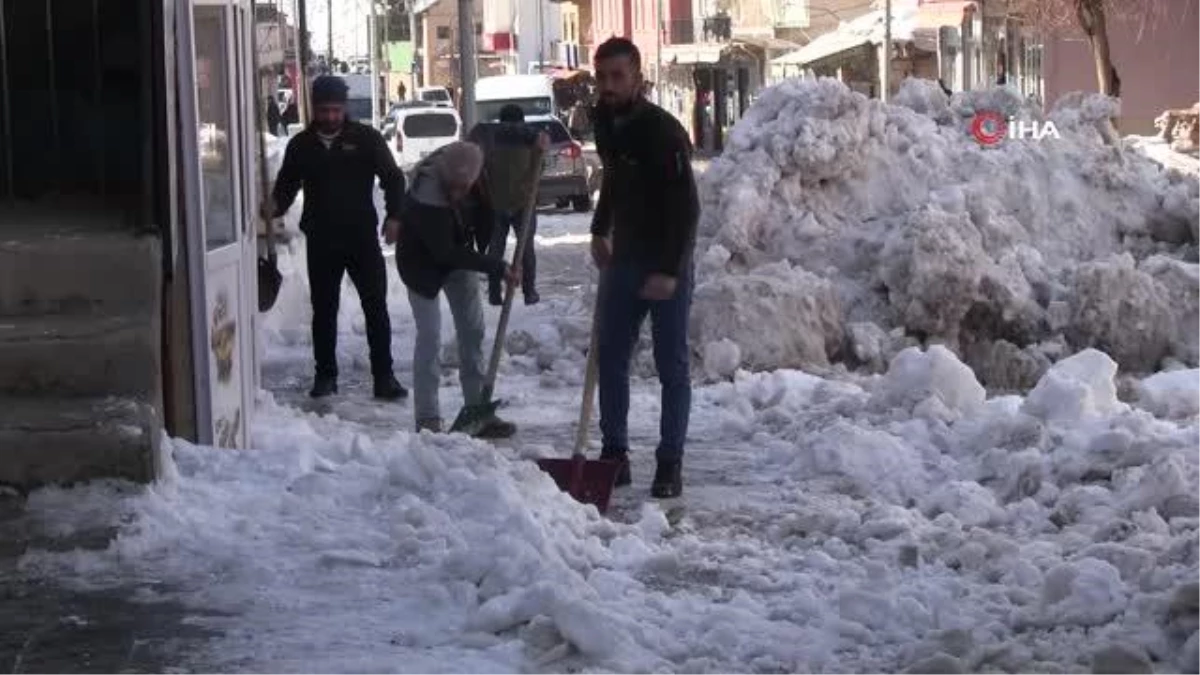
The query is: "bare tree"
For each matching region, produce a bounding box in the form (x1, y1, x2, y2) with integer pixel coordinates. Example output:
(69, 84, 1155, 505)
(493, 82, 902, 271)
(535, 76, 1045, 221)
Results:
(1009, 0, 1164, 97)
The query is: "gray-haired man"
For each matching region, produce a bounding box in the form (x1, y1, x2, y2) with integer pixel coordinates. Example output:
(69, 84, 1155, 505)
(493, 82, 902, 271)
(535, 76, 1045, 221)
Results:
(393, 141, 521, 436)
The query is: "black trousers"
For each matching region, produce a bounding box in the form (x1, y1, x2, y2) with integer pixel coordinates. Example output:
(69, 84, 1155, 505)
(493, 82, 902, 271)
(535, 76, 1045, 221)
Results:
(306, 238, 393, 379)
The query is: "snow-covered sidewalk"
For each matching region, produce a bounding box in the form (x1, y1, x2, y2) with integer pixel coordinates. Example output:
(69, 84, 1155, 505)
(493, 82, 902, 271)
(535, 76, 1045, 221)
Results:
(10, 209, 1199, 673)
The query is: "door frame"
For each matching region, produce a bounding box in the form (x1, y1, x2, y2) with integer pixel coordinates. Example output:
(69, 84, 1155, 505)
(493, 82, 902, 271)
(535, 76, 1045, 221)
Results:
(178, 0, 259, 448)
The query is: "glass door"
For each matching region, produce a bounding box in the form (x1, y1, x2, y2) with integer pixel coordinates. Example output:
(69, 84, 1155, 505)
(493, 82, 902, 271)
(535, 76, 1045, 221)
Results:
(191, 0, 256, 449)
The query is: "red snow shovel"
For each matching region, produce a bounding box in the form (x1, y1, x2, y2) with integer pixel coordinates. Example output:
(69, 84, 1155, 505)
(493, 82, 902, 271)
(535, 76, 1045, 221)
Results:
(536, 301, 620, 513)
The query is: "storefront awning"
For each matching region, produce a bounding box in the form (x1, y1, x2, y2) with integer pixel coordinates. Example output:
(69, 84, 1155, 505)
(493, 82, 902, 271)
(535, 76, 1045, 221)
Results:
(662, 42, 760, 66)
(775, 32, 872, 66)
(662, 43, 727, 65)
(732, 34, 803, 53)
(769, 4, 934, 67)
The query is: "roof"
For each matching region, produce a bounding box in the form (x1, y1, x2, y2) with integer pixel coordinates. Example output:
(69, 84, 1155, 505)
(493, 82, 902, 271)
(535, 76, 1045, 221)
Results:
(769, 4, 925, 67)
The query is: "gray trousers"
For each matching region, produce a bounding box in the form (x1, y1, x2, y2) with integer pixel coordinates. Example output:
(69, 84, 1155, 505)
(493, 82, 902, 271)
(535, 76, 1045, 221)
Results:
(407, 270, 487, 424)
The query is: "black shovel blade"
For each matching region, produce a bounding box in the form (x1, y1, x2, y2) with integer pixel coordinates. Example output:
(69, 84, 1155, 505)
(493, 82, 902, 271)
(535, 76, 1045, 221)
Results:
(449, 399, 502, 436)
(258, 257, 283, 312)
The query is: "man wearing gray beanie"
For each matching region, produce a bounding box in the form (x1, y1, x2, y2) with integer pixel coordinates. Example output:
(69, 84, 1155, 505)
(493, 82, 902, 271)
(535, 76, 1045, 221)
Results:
(394, 141, 522, 436)
(265, 75, 408, 401)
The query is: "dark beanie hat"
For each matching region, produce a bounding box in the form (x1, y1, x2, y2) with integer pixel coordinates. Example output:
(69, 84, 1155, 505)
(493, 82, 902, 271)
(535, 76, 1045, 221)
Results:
(311, 75, 349, 105)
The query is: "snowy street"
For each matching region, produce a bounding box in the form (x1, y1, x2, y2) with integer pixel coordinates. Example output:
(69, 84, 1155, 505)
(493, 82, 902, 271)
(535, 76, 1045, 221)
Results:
(5, 79, 1200, 674)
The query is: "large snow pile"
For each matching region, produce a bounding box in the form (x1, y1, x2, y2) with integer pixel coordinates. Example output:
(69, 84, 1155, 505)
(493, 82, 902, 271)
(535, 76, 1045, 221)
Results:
(14, 346, 1198, 672)
(694, 78, 1200, 388)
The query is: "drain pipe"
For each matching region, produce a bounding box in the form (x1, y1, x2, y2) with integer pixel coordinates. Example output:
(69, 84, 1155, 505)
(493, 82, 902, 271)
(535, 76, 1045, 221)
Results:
(0, 0, 11, 199)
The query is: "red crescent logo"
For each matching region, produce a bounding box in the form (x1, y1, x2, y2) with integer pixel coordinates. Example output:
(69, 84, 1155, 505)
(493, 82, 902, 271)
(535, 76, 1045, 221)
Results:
(971, 111, 1008, 146)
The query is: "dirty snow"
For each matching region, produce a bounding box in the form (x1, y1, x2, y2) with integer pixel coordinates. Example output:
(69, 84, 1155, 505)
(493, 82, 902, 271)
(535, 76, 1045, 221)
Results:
(694, 78, 1199, 386)
(16, 205, 1200, 673)
(11, 88, 1200, 673)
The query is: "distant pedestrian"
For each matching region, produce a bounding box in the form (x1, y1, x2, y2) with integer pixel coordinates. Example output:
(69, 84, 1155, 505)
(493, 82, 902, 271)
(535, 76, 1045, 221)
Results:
(264, 75, 409, 401)
(589, 37, 700, 499)
(466, 104, 549, 306)
(394, 141, 522, 437)
(266, 94, 284, 136)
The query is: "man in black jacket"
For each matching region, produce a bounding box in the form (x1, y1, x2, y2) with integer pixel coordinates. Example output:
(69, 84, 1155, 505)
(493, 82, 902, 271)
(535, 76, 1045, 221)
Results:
(589, 37, 700, 499)
(265, 75, 408, 400)
(394, 141, 521, 436)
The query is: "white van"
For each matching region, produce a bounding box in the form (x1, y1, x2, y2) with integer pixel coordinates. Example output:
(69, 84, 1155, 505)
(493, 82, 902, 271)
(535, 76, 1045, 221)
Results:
(474, 74, 556, 122)
(416, 85, 454, 108)
(386, 104, 462, 169)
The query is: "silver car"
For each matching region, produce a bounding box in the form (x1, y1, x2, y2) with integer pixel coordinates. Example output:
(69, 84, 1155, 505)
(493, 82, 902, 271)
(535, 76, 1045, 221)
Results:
(524, 117, 591, 213)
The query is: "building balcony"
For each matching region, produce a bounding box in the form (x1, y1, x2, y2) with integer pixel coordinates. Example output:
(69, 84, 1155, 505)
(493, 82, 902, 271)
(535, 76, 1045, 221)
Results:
(664, 18, 696, 44)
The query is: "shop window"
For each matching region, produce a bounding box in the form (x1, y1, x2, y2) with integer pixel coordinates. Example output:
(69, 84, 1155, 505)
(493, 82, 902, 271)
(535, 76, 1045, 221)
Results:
(193, 5, 238, 250)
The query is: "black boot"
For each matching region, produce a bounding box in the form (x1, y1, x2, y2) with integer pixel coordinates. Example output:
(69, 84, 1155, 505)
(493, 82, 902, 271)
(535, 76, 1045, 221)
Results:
(524, 289, 540, 306)
(310, 374, 338, 398)
(488, 285, 503, 306)
(600, 446, 632, 487)
(650, 460, 682, 499)
(473, 415, 516, 439)
(373, 374, 409, 401)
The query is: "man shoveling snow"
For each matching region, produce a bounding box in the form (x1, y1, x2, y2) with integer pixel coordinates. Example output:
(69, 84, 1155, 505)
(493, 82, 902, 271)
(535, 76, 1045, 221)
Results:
(394, 141, 522, 437)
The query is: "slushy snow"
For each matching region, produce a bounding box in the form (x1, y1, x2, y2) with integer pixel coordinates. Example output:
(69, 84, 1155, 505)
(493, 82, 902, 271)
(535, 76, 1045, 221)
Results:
(693, 78, 1199, 386)
(9, 88, 1199, 673)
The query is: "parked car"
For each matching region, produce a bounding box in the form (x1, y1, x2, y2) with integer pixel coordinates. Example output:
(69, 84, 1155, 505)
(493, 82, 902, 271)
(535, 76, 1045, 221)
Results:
(523, 116, 589, 212)
(386, 104, 463, 170)
(416, 86, 454, 108)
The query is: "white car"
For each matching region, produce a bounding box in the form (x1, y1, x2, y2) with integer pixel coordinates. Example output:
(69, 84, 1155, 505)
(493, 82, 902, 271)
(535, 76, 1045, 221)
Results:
(384, 104, 462, 170)
(416, 86, 454, 108)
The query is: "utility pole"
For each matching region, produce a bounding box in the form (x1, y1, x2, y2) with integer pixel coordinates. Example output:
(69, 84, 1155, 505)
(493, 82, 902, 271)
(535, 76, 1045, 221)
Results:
(655, 0, 663, 105)
(295, 0, 311, 125)
(407, 0, 420, 90)
(327, 0, 334, 65)
(537, 0, 545, 70)
(457, 0, 477, 128)
(881, 0, 891, 102)
(369, 2, 380, 123)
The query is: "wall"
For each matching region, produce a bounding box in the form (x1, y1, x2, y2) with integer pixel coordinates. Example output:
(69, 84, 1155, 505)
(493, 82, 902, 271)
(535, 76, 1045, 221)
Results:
(1043, 0, 1199, 135)
(593, 0, 633, 46)
(421, 0, 484, 89)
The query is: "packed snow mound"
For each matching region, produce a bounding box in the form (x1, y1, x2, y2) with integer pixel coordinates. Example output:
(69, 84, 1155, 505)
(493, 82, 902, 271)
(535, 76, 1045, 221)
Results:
(693, 77, 1199, 385)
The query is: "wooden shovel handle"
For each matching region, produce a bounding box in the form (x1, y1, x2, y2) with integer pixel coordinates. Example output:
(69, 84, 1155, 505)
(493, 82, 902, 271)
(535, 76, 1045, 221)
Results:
(573, 292, 602, 458)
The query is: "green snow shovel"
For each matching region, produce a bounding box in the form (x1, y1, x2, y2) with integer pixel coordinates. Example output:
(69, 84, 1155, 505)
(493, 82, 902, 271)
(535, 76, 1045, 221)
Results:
(449, 147, 544, 436)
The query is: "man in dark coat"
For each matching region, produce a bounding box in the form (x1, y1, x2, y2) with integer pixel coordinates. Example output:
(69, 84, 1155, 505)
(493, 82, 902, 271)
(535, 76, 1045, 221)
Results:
(264, 75, 408, 400)
(589, 37, 700, 499)
(466, 103, 549, 306)
(393, 141, 521, 436)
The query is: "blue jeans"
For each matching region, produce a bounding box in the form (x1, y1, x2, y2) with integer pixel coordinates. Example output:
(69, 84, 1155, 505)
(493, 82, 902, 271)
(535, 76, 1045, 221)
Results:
(487, 209, 537, 297)
(597, 261, 693, 461)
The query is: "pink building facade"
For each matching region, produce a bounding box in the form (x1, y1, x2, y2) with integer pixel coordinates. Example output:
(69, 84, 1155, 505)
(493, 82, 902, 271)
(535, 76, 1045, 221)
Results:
(1042, 0, 1199, 134)
(591, 0, 694, 80)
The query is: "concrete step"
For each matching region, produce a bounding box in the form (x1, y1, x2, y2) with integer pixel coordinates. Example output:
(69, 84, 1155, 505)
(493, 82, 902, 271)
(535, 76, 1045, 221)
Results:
(0, 314, 160, 397)
(0, 396, 159, 489)
(0, 229, 160, 317)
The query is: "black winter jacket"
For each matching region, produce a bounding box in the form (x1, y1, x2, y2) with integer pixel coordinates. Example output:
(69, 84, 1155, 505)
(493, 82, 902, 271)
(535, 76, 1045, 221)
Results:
(395, 154, 505, 299)
(591, 99, 700, 276)
(271, 121, 405, 244)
